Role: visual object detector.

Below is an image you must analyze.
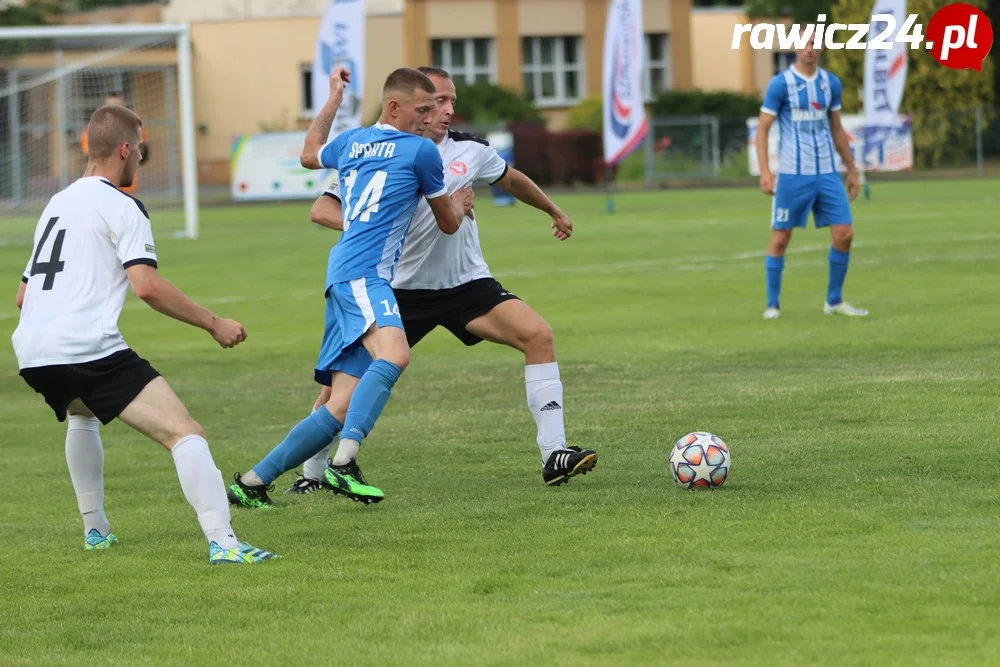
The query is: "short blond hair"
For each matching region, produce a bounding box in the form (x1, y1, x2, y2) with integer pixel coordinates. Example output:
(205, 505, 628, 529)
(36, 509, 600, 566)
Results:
(87, 105, 142, 160)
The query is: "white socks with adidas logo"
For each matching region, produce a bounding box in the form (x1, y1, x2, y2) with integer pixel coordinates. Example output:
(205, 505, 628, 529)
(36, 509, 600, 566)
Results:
(525, 362, 567, 464)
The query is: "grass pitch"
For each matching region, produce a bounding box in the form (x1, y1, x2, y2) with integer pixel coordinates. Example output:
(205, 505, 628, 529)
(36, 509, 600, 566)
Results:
(1, 178, 998, 665)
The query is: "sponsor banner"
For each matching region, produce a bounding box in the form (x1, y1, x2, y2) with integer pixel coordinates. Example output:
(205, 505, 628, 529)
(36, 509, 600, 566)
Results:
(231, 132, 337, 201)
(602, 0, 648, 165)
(746, 114, 913, 176)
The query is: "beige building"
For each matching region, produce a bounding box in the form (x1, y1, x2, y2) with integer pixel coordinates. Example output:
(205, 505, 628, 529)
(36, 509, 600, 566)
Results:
(42, 0, 693, 184)
(690, 7, 796, 96)
(1, 0, 701, 190)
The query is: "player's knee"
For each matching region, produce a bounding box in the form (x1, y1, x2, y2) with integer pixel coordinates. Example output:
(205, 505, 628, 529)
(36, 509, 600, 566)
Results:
(772, 233, 792, 253)
(526, 321, 554, 355)
(381, 346, 410, 371)
(175, 419, 206, 443)
(834, 226, 854, 247)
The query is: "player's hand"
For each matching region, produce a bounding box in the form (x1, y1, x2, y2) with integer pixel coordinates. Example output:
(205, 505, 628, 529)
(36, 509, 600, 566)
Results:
(457, 187, 476, 217)
(451, 187, 475, 221)
(330, 66, 350, 99)
(759, 171, 776, 196)
(845, 170, 860, 202)
(313, 385, 332, 412)
(551, 210, 573, 240)
(209, 317, 248, 349)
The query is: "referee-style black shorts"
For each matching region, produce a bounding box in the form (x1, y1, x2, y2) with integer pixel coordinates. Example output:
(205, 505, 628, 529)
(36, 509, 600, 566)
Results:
(396, 277, 521, 347)
(19, 349, 161, 425)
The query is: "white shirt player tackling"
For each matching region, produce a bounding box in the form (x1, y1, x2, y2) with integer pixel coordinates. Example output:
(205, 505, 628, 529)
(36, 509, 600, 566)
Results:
(13, 176, 157, 369)
(324, 129, 509, 291)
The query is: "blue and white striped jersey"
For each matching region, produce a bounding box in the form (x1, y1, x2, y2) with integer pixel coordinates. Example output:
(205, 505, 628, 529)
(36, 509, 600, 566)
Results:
(761, 67, 843, 176)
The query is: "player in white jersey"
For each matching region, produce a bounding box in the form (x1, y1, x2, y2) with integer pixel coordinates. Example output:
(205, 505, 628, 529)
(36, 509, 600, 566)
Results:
(756, 43, 868, 320)
(11, 104, 277, 565)
(286, 66, 597, 491)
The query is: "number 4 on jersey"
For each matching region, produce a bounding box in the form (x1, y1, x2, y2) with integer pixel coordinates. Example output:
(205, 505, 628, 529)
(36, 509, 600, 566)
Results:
(30, 216, 66, 290)
(343, 170, 387, 223)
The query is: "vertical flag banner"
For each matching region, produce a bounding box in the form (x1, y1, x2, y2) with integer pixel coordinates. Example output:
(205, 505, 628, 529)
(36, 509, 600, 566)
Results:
(862, 0, 908, 181)
(602, 0, 648, 166)
(312, 0, 366, 139)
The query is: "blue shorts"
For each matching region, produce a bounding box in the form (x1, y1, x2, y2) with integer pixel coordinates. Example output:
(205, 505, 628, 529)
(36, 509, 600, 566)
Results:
(314, 277, 404, 382)
(771, 172, 853, 230)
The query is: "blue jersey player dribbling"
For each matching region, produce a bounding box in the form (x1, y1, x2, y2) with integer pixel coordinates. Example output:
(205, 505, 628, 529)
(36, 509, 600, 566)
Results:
(228, 67, 462, 509)
(756, 43, 868, 320)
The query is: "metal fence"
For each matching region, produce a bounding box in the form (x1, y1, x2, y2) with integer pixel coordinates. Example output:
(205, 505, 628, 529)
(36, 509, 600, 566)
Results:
(621, 107, 995, 187)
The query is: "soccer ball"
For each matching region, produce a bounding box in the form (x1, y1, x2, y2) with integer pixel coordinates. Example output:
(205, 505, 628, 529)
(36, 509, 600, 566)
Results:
(669, 432, 731, 489)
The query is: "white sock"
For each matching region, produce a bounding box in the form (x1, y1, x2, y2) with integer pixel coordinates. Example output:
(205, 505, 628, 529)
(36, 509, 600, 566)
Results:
(304, 444, 332, 480)
(65, 415, 111, 538)
(170, 435, 238, 550)
(525, 362, 567, 463)
(331, 439, 360, 466)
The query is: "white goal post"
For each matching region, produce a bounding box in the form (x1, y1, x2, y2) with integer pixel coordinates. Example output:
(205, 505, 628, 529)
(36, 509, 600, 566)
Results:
(0, 23, 199, 239)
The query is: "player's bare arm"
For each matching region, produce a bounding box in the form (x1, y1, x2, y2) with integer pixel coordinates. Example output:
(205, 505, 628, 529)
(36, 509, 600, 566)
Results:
(15, 280, 25, 309)
(829, 109, 860, 202)
(756, 111, 777, 196)
(495, 168, 572, 240)
(310, 194, 344, 231)
(300, 66, 350, 170)
(125, 264, 247, 348)
(427, 194, 461, 234)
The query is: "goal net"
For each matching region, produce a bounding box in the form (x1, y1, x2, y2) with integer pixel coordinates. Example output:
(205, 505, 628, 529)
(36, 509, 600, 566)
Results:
(0, 25, 197, 244)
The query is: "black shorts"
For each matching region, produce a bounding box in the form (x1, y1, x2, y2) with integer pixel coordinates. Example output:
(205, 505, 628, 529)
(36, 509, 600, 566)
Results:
(19, 349, 161, 425)
(396, 277, 521, 347)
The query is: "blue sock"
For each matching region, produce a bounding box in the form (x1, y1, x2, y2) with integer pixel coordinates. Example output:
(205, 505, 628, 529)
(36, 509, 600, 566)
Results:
(251, 407, 342, 484)
(342, 359, 403, 442)
(765, 255, 784, 309)
(827, 247, 850, 306)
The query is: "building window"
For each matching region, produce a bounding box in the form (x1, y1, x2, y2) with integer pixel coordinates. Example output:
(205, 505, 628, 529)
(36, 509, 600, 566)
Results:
(431, 38, 495, 85)
(300, 64, 313, 116)
(521, 36, 583, 106)
(772, 51, 796, 74)
(643, 33, 670, 101)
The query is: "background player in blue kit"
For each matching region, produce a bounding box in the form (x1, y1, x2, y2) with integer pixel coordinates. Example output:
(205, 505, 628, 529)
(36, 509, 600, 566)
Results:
(227, 67, 464, 508)
(755, 43, 868, 320)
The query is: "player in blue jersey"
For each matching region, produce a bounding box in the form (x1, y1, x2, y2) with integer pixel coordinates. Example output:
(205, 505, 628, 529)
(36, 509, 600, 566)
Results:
(756, 43, 867, 320)
(227, 67, 465, 509)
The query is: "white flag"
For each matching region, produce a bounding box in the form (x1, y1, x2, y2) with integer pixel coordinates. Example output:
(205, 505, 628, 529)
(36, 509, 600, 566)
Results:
(602, 0, 648, 166)
(863, 0, 907, 163)
(312, 0, 366, 139)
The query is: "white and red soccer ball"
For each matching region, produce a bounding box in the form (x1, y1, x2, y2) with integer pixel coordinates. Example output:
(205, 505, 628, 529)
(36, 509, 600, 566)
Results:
(669, 432, 731, 489)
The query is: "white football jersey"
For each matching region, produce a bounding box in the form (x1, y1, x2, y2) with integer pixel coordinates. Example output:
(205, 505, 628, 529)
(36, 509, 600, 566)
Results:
(324, 130, 509, 290)
(12, 176, 158, 369)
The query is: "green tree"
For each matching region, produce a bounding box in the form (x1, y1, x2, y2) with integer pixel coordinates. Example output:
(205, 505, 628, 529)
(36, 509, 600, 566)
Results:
(823, 0, 995, 168)
(744, 0, 834, 20)
(0, 0, 61, 27)
(0, 1, 62, 56)
(453, 82, 545, 125)
(566, 97, 603, 132)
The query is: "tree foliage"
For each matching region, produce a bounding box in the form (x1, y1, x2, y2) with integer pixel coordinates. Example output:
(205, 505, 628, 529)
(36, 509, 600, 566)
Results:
(452, 83, 545, 125)
(566, 97, 603, 132)
(823, 0, 995, 167)
(0, 0, 61, 27)
(744, 0, 835, 20)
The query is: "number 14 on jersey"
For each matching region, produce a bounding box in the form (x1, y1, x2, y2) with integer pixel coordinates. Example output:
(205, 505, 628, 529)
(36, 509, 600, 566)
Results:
(342, 170, 388, 226)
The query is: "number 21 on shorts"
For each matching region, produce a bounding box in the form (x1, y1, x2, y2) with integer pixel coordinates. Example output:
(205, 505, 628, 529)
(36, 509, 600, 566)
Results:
(774, 207, 790, 223)
(380, 299, 400, 317)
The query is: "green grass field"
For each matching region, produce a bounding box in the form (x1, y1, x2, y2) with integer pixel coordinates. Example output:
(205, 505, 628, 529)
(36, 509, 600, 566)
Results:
(1, 179, 998, 665)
